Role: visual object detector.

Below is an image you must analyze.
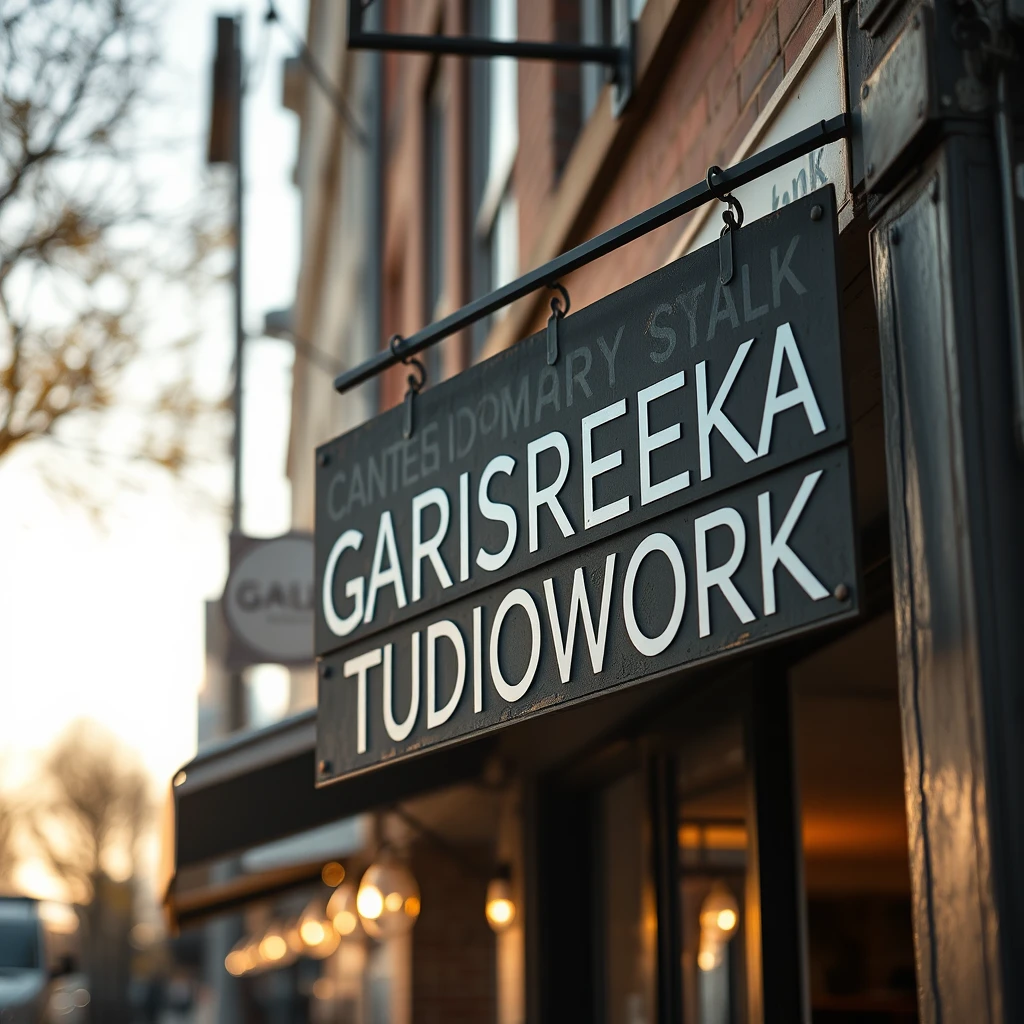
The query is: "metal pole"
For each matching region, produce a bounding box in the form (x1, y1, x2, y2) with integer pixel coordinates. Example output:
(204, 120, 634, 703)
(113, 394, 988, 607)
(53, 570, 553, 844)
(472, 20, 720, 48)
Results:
(230, 14, 245, 541)
(219, 21, 245, 1024)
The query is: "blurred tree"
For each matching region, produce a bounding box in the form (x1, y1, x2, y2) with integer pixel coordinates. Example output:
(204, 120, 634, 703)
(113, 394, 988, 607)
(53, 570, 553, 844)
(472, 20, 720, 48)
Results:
(30, 720, 154, 1024)
(0, 0, 228, 488)
(0, 786, 20, 889)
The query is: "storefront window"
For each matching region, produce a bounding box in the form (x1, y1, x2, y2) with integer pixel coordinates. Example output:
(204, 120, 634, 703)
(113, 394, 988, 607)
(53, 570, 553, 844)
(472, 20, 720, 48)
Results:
(599, 772, 656, 1024)
(677, 721, 749, 1024)
(792, 614, 919, 1023)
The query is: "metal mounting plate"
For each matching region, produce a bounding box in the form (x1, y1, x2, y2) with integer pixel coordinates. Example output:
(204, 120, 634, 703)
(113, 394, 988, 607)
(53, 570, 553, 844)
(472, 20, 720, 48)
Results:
(861, 7, 936, 193)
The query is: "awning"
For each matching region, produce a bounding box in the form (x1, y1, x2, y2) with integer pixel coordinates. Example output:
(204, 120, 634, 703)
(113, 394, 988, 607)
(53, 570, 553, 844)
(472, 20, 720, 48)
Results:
(163, 709, 494, 929)
(163, 658, 737, 929)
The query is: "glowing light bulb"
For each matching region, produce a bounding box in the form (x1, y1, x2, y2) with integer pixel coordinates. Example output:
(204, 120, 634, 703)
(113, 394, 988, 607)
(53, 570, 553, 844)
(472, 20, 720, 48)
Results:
(259, 933, 287, 961)
(699, 882, 740, 941)
(300, 918, 326, 946)
(334, 909, 358, 935)
(485, 866, 516, 933)
(698, 947, 719, 972)
(225, 950, 248, 976)
(357, 884, 384, 920)
(357, 857, 420, 938)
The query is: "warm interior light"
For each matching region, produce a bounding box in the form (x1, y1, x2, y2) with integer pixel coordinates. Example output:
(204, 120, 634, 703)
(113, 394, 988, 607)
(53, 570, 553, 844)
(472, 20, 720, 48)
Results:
(717, 908, 737, 931)
(699, 883, 740, 940)
(487, 898, 515, 927)
(357, 884, 384, 921)
(697, 946, 720, 972)
(259, 933, 287, 962)
(224, 950, 248, 976)
(357, 855, 421, 938)
(322, 861, 346, 887)
(334, 909, 358, 935)
(485, 866, 517, 933)
(697, 881, 739, 973)
(300, 918, 326, 946)
(312, 977, 335, 1001)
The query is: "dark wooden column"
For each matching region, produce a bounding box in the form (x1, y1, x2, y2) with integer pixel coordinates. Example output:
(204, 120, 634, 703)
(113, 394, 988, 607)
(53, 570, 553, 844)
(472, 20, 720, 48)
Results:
(744, 666, 809, 1024)
(861, 9, 1024, 1016)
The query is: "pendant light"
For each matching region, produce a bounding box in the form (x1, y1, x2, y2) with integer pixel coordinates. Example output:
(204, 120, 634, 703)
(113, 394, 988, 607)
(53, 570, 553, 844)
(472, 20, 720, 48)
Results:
(484, 864, 517, 933)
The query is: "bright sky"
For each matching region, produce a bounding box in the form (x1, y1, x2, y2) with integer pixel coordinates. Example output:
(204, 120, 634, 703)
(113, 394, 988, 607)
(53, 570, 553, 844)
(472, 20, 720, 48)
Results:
(0, 0, 307, 840)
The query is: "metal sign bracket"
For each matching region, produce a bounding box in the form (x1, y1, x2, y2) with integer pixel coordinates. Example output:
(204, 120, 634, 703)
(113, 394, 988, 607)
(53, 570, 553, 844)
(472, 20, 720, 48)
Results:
(347, 0, 635, 118)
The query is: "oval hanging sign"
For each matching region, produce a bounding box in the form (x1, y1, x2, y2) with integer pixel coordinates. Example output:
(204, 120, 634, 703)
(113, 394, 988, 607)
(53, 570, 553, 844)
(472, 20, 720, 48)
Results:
(223, 533, 315, 667)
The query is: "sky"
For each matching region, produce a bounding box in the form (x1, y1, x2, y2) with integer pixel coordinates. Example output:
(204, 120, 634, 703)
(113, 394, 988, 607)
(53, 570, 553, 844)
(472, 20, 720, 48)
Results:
(0, 0, 308, 883)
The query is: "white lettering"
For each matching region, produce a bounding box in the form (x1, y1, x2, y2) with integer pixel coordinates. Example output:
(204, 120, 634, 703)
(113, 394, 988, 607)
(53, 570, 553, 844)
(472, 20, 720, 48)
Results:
(638, 371, 690, 505)
(383, 641, 418, 742)
(412, 487, 453, 602)
(459, 472, 470, 582)
(364, 511, 408, 623)
(322, 529, 364, 637)
(756, 322, 826, 456)
(476, 455, 518, 572)
(343, 648, 382, 754)
(696, 340, 758, 481)
(426, 619, 466, 729)
(528, 431, 574, 552)
(758, 470, 829, 614)
(543, 554, 616, 683)
(582, 401, 629, 529)
(694, 507, 756, 638)
(490, 588, 542, 702)
(473, 606, 483, 712)
(623, 533, 686, 657)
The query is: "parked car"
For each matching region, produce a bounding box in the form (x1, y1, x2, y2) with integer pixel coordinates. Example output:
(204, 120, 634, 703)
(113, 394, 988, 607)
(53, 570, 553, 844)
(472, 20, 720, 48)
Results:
(0, 897, 84, 1024)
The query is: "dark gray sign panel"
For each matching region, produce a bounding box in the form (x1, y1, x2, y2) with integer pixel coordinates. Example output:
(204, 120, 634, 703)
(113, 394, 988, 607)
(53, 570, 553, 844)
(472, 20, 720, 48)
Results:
(314, 187, 856, 781)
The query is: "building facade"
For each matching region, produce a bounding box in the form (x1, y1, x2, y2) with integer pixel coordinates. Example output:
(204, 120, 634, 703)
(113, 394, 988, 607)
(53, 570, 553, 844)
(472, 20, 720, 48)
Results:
(166, 0, 1024, 1022)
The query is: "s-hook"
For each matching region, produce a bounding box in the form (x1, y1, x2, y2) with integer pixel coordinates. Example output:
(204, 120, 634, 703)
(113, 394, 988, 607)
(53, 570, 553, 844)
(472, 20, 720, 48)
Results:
(706, 165, 745, 286)
(390, 333, 427, 439)
(546, 282, 571, 366)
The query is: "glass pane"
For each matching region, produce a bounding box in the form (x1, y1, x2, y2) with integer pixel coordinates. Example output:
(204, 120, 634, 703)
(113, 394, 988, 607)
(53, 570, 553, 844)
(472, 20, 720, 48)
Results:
(600, 772, 656, 1024)
(678, 721, 749, 1024)
(792, 613, 919, 1023)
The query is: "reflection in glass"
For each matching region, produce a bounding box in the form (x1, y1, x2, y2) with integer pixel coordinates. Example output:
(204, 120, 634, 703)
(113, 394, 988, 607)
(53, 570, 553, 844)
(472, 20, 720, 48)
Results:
(678, 722, 748, 1024)
(792, 614, 919, 1023)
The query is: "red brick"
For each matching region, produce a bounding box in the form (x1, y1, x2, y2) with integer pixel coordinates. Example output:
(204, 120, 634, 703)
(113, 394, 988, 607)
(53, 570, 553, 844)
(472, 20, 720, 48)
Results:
(784, 0, 825, 70)
(706, 42, 736, 114)
(757, 56, 785, 114)
(738, 13, 779, 108)
(778, 0, 811, 43)
(705, 75, 741, 164)
(718, 95, 759, 164)
(733, 0, 769, 65)
(678, 88, 709, 160)
(676, 0, 735, 110)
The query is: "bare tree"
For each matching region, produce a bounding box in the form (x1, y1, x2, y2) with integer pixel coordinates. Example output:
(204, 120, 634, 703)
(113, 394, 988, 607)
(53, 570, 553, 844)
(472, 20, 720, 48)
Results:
(30, 720, 154, 1024)
(29, 720, 152, 903)
(0, 784, 20, 890)
(0, 0, 228, 485)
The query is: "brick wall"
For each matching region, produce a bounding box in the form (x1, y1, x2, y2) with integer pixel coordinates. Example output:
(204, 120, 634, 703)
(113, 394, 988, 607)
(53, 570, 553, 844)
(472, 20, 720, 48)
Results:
(411, 841, 496, 1024)
(375, 0, 830, 382)
(516, 0, 829, 338)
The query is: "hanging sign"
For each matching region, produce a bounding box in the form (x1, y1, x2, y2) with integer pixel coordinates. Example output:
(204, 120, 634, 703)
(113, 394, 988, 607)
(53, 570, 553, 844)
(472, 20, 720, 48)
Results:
(223, 532, 315, 669)
(315, 187, 857, 781)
